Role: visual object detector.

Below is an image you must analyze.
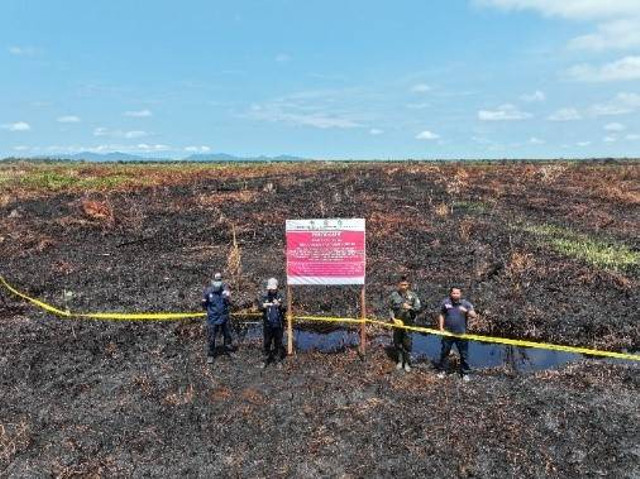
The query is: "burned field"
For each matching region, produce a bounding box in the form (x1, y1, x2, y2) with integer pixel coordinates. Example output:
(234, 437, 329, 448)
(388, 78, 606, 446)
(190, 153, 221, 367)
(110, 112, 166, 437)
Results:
(1, 160, 639, 477)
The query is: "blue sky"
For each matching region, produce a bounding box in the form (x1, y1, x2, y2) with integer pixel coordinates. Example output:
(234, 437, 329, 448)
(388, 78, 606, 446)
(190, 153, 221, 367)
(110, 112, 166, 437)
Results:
(1, 0, 640, 160)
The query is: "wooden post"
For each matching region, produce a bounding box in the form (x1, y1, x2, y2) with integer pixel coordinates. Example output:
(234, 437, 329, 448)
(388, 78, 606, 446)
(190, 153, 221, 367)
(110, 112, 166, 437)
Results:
(287, 285, 293, 355)
(359, 285, 366, 355)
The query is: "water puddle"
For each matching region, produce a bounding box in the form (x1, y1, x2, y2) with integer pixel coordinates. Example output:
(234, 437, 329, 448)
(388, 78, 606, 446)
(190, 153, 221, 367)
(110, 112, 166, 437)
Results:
(232, 322, 628, 371)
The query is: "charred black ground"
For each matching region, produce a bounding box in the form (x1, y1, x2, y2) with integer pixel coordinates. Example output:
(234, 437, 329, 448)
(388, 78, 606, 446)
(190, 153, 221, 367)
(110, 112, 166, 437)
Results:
(1, 160, 638, 477)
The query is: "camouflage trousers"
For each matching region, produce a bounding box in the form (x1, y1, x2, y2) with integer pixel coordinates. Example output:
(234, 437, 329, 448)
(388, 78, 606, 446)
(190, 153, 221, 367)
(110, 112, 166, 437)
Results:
(393, 324, 413, 361)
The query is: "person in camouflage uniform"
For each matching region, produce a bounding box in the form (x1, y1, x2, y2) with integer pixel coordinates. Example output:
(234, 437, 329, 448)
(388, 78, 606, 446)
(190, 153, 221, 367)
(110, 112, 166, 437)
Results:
(388, 276, 422, 372)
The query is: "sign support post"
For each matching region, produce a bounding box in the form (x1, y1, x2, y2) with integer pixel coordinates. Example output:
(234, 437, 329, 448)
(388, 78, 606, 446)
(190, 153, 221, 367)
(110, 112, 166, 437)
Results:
(286, 218, 366, 356)
(359, 285, 366, 356)
(287, 285, 293, 355)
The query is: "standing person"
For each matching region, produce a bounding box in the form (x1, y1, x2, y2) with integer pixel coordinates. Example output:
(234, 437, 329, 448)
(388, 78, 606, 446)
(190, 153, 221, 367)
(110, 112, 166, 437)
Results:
(437, 287, 477, 381)
(388, 276, 422, 372)
(202, 273, 233, 364)
(257, 278, 287, 369)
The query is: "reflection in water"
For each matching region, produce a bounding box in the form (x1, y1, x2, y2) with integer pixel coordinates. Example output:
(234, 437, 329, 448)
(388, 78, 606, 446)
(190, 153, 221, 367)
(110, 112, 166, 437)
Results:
(232, 323, 592, 371)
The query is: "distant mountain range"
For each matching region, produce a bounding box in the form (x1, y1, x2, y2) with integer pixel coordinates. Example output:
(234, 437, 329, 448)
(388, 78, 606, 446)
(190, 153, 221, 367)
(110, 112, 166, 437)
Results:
(2, 152, 312, 163)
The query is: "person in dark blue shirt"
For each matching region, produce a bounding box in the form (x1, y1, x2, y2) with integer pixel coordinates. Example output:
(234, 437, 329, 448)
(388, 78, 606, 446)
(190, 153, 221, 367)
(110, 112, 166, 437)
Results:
(437, 287, 477, 381)
(257, 277, 287, 369)
(202, 273, 232, 364)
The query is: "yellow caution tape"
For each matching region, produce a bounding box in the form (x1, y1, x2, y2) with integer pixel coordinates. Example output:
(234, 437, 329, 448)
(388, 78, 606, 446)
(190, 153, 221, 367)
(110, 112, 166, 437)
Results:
(0, 275, 260, 321)
(1, 275, 638, 361)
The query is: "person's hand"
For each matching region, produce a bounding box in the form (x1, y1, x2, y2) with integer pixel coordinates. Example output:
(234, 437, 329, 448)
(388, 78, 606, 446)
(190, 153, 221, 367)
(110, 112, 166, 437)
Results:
(263, 302, 271, 308)
(402, 302, 411, 310)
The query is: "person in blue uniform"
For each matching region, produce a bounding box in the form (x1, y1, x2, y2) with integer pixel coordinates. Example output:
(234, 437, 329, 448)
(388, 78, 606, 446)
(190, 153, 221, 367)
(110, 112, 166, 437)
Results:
(202, 273, 232, 364)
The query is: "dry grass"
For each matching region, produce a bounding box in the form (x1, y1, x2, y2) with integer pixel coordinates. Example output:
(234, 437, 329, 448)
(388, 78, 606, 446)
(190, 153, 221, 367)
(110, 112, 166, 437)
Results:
(445, 168, 470, 196)
(227, 224, 242, 285)
(81, 199, 114, 225)
(459, 219, 473, 242)
(435, 202, 450, 218)
(537, 164, 567, 184)
(0, 420, 30, 467)
(163, 384, 195, 406)
(508, 251, 535, 275)
(196, 190, 259, 208)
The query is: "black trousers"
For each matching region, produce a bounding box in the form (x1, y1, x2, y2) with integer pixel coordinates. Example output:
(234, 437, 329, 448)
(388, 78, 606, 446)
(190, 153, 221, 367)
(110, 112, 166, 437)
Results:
(263, 322, 285, 362)
(438, 337, 471, 375)
(207, 321, 232, 357)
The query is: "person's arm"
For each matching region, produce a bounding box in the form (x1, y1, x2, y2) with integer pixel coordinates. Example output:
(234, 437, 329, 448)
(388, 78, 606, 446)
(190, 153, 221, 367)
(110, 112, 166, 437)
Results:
(465, 302, 477, 327)
(438, 313, 445, 331)
(279, 294, 287, 313)
(258, 294, 269, 311)
(389, 296, 404, 326)
(411, 295, 422, 313)
(202, 291, 209, 309)
(388, 294, 396, 321)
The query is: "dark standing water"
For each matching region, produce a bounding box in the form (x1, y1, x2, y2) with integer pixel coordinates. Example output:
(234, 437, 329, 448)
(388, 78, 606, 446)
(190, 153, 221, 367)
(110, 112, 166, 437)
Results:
(232, 323, 592, 372)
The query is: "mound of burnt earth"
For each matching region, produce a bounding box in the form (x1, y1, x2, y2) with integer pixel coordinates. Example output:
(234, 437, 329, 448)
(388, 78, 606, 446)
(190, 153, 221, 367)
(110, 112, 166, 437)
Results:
(1, 161, 638, 350)
(1, 315, 638, 477)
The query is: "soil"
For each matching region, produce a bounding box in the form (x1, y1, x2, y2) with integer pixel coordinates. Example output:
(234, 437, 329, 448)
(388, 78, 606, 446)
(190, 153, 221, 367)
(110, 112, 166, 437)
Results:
(1, 160, 638, 477)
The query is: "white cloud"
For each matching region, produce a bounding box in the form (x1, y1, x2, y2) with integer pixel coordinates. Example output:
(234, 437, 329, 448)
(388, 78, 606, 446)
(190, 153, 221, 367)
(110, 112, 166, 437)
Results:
(603, 135, 617, 143)
(411, 83, 431, 93)
(520, 90, 546, 102)
(415, 130, 440, 140)
(124, 130, 148, 139)
(93, 127, 109, 136)
(626, 133, 640, 140)
(93, 127, 149, 138)
(57, 115, 81, 123)
(135, 143, 169, 152)
(529, 137, 545, 144)
(547, 108, 582, 121)
(8, 46, 38, 56)
(476, 1, 640, 21)
(41, 143, 173, 155)
(12, 145, 30, 151)
(369, 128, 384, 136)
(246, 90, 366, 129)
(565, 56, 640, 82)
(478, 104, 532, 121)
(124, 109, 152, 117)
(1, 121, 31, 131)
(569, 19, 640, 51)
(250, 106, 362, 128)
(275, 53, 291, 63)
(604, 122, 626, 131)
(184, 145, 212, 153)
(285, 114, 359, 129)
(576, 141, 592, 147)
(589, 92, 640, 116)
(479, 1, 640, 53)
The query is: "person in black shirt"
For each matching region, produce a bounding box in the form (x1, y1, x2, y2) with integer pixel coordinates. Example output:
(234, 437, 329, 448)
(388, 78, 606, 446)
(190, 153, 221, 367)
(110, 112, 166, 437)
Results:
(257, 277, 287, 368)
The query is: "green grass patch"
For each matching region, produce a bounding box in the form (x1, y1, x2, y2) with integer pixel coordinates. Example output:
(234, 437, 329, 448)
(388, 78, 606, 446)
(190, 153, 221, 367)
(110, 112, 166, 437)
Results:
(19, 171, 79, 190)
(519, 223, 639, 272)
(452, 200, 491, 214)
(15, 169, 155, 191)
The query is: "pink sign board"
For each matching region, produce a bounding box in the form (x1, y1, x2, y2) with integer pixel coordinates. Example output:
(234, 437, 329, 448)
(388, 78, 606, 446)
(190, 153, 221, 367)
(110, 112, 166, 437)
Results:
(286, 219, 366, 285)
